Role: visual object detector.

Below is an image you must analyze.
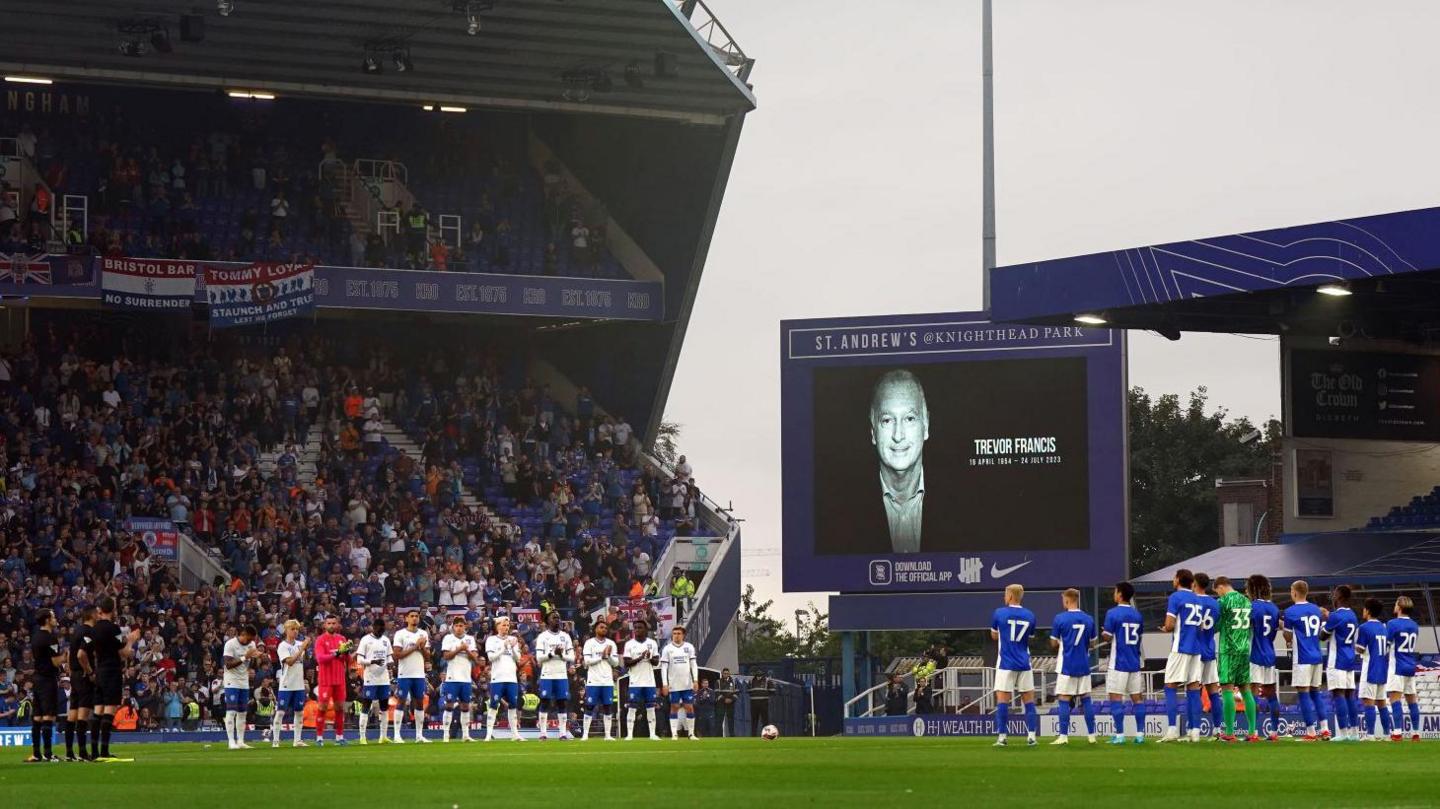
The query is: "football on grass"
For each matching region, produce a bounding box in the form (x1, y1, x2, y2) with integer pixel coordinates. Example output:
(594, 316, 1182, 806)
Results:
(761, 724, 779, 740)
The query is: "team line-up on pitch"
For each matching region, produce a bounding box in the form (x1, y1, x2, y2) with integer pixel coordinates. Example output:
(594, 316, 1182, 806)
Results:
(987, 575, 1423, 746)
(31, 605, 708, 761)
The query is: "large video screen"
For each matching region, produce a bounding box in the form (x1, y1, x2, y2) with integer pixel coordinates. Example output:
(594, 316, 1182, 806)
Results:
(781, 312, 1127, 593)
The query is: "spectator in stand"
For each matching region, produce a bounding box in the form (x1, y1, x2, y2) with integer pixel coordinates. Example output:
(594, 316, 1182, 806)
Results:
(269, 190, 290, 236)
(429, 239, 448, 271)
(913, 676, 935, 715)
(542, 243, 558, 276)
(405, 204, 429, 268)
(674, 455, 693, 483)
(884, 674, 909, 716)
(569, 219, 590, 268)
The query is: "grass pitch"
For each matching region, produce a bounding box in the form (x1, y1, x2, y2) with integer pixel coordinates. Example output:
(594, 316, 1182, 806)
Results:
(1, 736, 1436, 808)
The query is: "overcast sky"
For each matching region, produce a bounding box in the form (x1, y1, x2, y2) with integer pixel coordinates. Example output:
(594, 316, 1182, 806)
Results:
(662, 0, 1440, 617)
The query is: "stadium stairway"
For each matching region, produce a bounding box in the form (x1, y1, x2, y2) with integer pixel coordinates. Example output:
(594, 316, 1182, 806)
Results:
(256, 421, 322, 487)
(376, 417, 488, 514)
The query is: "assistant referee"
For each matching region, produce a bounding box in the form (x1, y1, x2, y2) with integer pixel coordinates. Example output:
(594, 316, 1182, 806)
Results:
(28, 609, 65, 762)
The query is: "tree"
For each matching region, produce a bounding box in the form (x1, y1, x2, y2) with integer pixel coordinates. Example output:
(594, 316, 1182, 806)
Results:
(1128, 386, 1280, 577)
(650, 421, 682, 467)
(737, 584, 794, 662)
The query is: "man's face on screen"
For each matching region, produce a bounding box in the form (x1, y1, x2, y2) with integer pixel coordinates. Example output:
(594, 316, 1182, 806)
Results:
(870, 382, 928, 474)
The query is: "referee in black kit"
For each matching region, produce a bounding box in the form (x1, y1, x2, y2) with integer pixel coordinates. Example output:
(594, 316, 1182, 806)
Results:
(91, 597, 140, 762)
(67, 606, 98, 761)
(27, 609, 66, 762)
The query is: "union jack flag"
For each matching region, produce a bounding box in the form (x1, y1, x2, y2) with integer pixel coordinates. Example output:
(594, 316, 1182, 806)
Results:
(0, 253, 51, 285)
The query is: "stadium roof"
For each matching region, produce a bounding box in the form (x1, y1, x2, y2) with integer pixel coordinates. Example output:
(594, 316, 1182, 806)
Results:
(0, 0, 755, 125)
(988, 205, 1440, 341)
(1132, 531, 1440, 590)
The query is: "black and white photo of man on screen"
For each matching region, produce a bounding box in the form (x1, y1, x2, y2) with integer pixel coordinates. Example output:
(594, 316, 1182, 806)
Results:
(870, 369, 929, 554)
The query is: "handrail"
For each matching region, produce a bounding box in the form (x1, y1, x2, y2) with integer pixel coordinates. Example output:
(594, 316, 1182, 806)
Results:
(847, 665, 1172, 718)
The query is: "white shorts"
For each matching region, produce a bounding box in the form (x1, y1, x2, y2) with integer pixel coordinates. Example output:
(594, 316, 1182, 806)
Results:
(1250, 664, 1278, 685)
(1386, 675, 1417, 696)
(1359, 681, 1387, 701)
(1199, 659, 1219, 686)
(1292, 663, 1323, 689)
(994, 668, 1034, 694)
(1054, 674, 1091, 697)
(1105, 670, 1144, 696)
(1164, 653, 1201, 685)
(1325, 669, 1355, 691)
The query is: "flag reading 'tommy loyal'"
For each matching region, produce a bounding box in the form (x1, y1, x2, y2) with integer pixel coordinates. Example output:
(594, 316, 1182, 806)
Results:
(205, 261, 315, 328)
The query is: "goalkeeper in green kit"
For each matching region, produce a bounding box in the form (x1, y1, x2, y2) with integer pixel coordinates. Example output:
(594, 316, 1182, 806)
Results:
(1215, 577, 1257, 741)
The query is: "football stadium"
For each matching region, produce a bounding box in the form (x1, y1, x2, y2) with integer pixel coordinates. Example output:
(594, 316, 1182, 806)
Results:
(2, 2, 1440, 808)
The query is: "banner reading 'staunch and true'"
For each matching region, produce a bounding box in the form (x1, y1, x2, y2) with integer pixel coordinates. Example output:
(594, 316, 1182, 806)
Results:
(205, 262, 315, 328)
(101, 256, 198, 310)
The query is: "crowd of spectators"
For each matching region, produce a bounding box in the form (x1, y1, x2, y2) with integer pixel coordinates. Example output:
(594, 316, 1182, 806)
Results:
(2, 95, 622, 277)
(0, 314, 711, 733)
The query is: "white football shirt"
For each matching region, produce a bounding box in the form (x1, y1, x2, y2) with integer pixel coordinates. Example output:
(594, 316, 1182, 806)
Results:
(583, 637, 619, 687)
(392, 628, 429, 679)
(357, 633, 392, 686)
(222, 637, 256, 689)
(660, 641, 698, 691)
(276, 639, 306, 692)
(624, 638, 660, 687)
(535, 629, 574, 680)
(485, 634, 521, 683)
(442, 633, 477, 683)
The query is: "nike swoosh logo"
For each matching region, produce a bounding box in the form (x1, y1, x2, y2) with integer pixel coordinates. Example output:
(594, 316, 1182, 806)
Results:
(989, 561, 1033, 579)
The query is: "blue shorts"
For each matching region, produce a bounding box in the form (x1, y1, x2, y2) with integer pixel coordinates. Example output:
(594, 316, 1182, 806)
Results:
(396, 678, 428, 702)
(440, 682, 474, 705)
(489, 681, 520, 709)
(363, 684, 392, 703)
(538, 678, 570, 702)
(585, 685, 614, 708)
(669, 689, 696, 706)
(224, 687, 249, 712)
(278, 690, 307, 712)
(629, 685, 658, 706)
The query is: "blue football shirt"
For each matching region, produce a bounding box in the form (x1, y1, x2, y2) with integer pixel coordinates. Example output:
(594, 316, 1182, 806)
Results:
(1193, 594, 1219, 661)
(1323, 607, 1359, 671)
(1166, 589, 1206, 655)
(1386, 617, 1421, 678)
(1356, 619, 1390, 685)
(1103, 604, 1144, 673)
(1283, 601, 1325, 664)
(1250, 600, 1281, 666)
(991, 605, 1036, 672)
(1052, 610, 1096, 677)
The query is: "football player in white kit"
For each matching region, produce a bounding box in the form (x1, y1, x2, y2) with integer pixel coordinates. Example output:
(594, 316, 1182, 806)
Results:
(660, 625, 700, 740)
(440, 616, 480, 742)
(273, 619, 310, 747)
(390, 609, 431, 743)
(484, 617, 525, 741)
(356, 617, 394, 744)
(221, 624, 266, 750)
(622, 620, 662, 740)
(582, 621, 621, 740)
(534, 612, 576, 740)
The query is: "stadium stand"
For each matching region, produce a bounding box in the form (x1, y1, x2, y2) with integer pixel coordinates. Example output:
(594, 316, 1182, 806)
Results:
(1367, 487, 1440, 530)
(1, 90, 627, 278)
(0, 313, 710, 732)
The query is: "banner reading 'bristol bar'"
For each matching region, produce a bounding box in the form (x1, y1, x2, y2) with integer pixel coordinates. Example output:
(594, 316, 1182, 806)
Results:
(101, 256, 198, 310)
